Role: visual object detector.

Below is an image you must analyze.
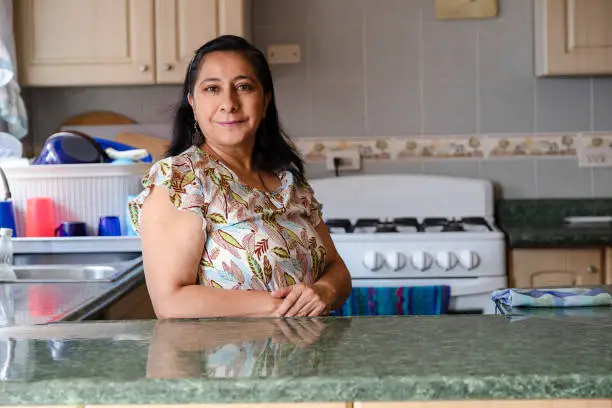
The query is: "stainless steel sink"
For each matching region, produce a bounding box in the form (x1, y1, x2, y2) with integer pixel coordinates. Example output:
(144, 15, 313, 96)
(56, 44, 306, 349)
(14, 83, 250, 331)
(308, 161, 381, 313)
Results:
(1, 252, 143, 283)
(13, 252, 141, 266)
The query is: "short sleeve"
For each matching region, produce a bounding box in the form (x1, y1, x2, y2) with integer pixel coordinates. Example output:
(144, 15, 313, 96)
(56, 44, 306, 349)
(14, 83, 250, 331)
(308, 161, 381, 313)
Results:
(127, 155, 207, 235)
(303, 181, 324, 227)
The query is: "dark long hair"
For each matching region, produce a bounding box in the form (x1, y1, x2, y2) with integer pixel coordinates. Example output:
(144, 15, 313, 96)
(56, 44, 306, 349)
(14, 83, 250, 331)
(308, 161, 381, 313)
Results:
(167, 35, 306, 184)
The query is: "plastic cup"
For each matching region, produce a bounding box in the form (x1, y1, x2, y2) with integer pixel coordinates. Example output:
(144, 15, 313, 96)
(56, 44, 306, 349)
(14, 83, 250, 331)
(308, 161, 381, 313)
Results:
(25, 197, 55, 237)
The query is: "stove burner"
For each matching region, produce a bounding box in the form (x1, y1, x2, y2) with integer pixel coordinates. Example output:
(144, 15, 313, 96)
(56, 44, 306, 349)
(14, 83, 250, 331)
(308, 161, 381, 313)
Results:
(441, 220, 465, 232)
(461, 217, 493, 231)
(324, 217, 493, 234)
(325, 218, 352, 233)
(354, 218, 398, 233)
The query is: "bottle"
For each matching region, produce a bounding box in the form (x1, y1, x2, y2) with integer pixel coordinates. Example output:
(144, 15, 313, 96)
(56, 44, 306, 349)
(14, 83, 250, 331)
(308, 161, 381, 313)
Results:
(0, 228, 15, 280)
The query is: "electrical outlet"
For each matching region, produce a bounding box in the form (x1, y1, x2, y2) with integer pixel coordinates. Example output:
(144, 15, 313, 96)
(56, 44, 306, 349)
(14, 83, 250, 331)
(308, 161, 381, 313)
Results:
(578, 147, 612, 167)
(326, 148, 361, 171)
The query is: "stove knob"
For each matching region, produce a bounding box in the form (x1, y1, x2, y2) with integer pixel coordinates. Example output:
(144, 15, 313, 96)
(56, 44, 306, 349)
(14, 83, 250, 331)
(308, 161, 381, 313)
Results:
(386, 252, 407, 271)
(411, 251, 433, 271)
(459, 250, 480, 270)
(363, 251, 384, 271)
(436, 251, 458, 270)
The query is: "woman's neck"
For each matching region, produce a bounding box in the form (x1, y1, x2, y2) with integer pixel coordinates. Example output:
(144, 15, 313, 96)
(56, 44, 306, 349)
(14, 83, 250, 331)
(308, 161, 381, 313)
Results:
(200, 142, 254, 174)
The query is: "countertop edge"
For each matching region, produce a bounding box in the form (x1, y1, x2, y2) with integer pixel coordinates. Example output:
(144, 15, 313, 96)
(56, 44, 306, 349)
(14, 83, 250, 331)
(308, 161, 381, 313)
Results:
(0, 374, 610, 404)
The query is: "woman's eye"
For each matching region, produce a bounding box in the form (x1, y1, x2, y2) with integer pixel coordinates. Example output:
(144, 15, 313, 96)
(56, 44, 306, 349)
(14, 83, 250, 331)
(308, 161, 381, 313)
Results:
(237, 83, 253, 91)
(204, 86, 219, 93)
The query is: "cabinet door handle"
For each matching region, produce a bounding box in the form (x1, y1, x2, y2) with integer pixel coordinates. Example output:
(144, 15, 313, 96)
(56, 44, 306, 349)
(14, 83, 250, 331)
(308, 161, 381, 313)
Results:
(139, 65, 150, 73)
(586, 265, 597, 274)
(164, 63, 174, 71)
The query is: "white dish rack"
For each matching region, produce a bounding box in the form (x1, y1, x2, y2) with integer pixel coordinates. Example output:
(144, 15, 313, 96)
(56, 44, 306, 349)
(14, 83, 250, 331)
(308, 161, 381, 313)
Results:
(1, 163, 151, 237)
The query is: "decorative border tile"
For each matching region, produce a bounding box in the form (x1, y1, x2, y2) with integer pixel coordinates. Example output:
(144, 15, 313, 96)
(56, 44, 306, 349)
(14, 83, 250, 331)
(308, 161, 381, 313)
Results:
(294, 132, 583, 163)
(484, 133, 577, 158)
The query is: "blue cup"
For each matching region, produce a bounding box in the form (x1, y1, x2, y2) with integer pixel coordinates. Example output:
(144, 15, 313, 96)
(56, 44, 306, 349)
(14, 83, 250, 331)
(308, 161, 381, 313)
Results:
(55, 221, 87, 237)
(98, 216, 121, 236)
(0, 201, 17, 237)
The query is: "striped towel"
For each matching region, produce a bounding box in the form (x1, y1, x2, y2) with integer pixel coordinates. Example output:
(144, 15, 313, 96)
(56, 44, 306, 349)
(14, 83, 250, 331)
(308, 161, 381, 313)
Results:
(492, 287, 612, 308)
(331, 286, 451, 316)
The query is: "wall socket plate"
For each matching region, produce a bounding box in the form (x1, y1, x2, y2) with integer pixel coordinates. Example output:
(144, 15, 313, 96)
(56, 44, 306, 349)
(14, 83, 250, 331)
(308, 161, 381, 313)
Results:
(267, 44, 300, 64)
(326, 148, 361, 171)
(578, 147, 612, 167)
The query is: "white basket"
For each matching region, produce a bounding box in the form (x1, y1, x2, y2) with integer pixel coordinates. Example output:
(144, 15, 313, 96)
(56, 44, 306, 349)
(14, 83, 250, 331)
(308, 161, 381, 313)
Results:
(2, 163, 151, 237)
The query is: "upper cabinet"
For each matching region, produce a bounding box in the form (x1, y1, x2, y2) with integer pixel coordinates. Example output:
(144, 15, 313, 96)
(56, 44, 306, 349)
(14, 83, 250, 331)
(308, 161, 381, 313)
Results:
(535, 0, 612, 76)
(15, 0, 252, 86)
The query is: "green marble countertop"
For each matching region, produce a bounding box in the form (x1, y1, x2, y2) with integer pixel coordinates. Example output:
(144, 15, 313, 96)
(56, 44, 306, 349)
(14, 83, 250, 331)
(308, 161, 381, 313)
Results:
(497, 199, 612, 248)
(0, 310, 611, 405)
(500, 223, 612, 248)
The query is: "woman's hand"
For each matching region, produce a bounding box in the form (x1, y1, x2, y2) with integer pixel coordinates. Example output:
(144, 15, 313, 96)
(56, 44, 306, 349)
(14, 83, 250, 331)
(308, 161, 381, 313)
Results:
(270, 283, 333, 317)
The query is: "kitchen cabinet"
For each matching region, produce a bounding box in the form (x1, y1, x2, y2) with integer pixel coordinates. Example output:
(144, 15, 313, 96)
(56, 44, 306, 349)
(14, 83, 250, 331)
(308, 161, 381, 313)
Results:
(509, 248, 605, 288)
(96, 282, 157, 320)
(14, 0, 251, 87)
(535, 0, 612, 76)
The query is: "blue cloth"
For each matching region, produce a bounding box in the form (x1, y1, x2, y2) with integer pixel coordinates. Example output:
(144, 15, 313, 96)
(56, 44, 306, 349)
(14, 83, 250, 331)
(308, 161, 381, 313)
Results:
(331, 286, 451, 316)
(492, 287, 612, 308)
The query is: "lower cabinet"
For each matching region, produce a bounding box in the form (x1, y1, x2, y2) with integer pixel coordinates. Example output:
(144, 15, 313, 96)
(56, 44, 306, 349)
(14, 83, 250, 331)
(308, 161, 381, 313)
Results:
(95, 282, 157, 320)
(509, 248, 607, 288)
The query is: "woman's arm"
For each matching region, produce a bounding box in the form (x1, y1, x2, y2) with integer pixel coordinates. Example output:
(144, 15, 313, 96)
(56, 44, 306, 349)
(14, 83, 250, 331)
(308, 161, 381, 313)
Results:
(311, 221, 352, 311)
(272, 221, 352, 316)
(140, 186, 282, 319)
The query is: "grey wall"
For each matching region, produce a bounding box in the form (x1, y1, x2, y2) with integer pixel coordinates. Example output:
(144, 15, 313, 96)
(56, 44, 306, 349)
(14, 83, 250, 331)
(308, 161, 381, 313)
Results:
(21, 0, 612, 198)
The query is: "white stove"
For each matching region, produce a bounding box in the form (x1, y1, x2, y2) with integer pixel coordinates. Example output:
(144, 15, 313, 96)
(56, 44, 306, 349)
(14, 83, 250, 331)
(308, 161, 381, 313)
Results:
(309, 174, 507, 314)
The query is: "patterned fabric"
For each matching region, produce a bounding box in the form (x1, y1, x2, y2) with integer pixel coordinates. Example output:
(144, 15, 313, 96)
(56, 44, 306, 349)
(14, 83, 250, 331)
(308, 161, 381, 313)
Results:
(330, 286, 451, 316)
(128, 145, 327, 291)
(492, 287, 612, 308)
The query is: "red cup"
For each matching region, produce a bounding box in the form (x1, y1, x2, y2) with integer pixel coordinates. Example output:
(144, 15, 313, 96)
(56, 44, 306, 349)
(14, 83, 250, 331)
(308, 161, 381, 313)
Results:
(25, 197, 56, 237)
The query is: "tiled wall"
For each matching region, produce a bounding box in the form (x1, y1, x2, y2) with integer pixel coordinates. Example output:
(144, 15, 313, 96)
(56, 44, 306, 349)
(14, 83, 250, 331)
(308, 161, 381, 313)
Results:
(21, 0, 612, 199)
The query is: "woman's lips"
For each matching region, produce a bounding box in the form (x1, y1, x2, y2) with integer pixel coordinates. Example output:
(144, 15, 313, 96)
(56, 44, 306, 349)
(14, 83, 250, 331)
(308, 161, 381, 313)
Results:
(217, 120, 246, 127)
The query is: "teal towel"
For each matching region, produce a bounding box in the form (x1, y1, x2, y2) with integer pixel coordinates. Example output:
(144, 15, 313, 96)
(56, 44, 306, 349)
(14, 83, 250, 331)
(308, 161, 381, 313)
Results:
(492, 287, 612, 308)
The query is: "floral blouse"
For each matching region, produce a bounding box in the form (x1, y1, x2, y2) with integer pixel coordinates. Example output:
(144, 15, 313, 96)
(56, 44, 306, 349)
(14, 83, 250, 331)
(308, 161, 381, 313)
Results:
(128, 146, 327, 291)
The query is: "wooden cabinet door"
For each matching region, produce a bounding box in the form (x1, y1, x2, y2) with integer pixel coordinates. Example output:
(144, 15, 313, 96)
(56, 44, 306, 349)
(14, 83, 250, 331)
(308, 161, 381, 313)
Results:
(15, 0, 155, 86)
(154, 0, 219, 84)
(154, 0, 251, 84)
(536, 0, 612, 75)
(510, 249, 603, 288)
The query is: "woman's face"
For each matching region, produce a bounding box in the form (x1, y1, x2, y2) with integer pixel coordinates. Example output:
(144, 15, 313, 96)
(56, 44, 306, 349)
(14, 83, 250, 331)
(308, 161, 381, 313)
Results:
(188, 51, 270, 149)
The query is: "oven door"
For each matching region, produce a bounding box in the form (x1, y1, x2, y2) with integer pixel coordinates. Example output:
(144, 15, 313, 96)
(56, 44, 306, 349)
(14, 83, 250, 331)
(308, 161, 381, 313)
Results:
(337, 276, 507, 316)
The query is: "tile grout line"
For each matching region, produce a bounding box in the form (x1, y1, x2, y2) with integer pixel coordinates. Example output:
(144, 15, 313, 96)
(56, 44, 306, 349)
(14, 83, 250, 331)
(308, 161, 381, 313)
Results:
(475, 25, 481, 136)
(419, 4, 425, 137)
(362, 10, 369, 136)
(418, 4, 425, 172)
(589, 77, 595, 197)
(533, 72, 539, 197)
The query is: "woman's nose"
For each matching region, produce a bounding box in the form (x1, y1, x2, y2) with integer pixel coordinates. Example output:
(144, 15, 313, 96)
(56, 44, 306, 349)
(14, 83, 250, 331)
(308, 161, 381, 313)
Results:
(220, 89, 239, 112)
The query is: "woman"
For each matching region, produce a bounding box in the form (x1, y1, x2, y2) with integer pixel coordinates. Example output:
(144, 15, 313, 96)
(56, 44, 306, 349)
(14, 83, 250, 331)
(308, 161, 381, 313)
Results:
(128, 35, 351, 319)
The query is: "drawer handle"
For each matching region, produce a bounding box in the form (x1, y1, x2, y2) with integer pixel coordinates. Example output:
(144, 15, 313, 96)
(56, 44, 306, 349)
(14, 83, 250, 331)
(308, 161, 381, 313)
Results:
(139, 64, 150, 73)
(586, 265, 597, 274)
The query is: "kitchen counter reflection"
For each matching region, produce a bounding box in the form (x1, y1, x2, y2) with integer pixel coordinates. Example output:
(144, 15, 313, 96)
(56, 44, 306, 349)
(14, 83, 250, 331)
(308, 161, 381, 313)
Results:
(147, 318, 339, 379)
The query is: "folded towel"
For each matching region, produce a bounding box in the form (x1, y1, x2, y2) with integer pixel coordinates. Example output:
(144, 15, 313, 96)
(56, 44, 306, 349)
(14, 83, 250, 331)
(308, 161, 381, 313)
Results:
(491, 287, 612, 308)
(331, 286, 450, 316)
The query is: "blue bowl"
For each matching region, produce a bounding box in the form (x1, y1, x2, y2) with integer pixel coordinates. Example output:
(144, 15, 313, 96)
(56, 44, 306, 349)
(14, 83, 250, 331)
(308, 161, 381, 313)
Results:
(93, 138, 153, 163)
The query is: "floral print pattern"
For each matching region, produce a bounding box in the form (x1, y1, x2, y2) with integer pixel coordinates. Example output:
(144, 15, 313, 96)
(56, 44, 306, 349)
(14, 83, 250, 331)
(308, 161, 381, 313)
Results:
(128, 146, 327, 291)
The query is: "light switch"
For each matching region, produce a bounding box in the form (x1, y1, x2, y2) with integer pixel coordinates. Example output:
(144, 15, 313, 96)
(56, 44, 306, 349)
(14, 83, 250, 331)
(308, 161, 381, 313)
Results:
(267, 45, 300, 64)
